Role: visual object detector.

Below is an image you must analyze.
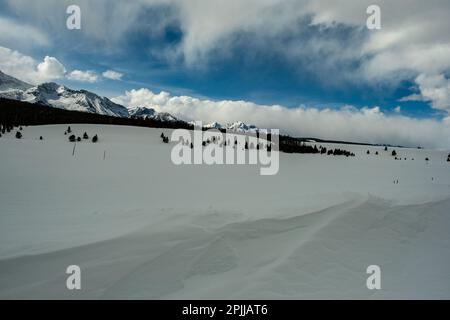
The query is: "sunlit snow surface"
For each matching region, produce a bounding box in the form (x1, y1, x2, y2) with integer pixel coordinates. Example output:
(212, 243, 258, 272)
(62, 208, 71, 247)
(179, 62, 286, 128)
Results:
(0, 124, 449, 299)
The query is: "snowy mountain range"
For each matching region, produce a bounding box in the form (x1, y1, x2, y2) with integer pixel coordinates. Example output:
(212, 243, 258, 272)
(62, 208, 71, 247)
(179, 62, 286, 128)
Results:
(129, 106, 178, 122)
(0, 70, 262, 131)
(0, 71, 128, 117)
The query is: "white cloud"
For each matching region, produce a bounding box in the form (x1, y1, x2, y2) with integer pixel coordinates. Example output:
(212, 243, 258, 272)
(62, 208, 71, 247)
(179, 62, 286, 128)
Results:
(102, 70, 123, 80)
(4, 1, 450, 114)
(11, 0, 447, 111)
(0, 16, 50, 48)
(400, 74, 450, 113)
(37, 56, 66, 81)
(399, 94, 422, 103)
(67, 70, 99, 83)
(113, 88, 450, 149)
(415, 74, 450, 112)
(0, 46, 106, 85)
(0, 47, 65, 84)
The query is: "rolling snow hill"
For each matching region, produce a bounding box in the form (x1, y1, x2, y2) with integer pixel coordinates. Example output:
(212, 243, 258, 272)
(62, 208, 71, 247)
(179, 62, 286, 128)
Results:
(0, 124, 449, 299)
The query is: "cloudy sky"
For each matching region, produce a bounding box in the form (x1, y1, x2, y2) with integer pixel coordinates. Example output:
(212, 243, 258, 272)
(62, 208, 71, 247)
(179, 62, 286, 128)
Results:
(1, 0, 450, 147)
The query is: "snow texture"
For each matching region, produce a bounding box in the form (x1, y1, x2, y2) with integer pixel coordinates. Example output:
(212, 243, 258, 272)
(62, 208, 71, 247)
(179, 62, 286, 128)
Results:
(0, 124, 449, 299)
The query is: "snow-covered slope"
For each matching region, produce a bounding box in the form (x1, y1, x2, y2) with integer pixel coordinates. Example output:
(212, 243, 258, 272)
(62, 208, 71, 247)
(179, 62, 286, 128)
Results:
(1, 124, 450, 299)
(0, 70, 127, 117)
(0, 70, 33, 91)
(129, 106, 157, 118)
(21, 83, 129, 117)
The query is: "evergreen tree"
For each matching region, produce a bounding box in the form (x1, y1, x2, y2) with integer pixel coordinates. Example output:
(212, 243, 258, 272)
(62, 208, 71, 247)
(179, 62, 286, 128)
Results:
(69, 134, 76, 142)
(391, 150, 397, 156)
(15, 131, 22, 139)
(92, 135, 98, 143)
(83, 132, 89, 139)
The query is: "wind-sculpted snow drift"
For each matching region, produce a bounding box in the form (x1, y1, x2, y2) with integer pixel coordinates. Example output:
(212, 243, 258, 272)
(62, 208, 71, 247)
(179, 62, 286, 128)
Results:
(0, 124, 449, 299)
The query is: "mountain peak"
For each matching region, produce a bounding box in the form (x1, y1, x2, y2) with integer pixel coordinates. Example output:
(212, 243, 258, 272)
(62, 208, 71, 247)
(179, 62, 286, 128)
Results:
(0, 69, 33, 91)
(129, 106, 178, 122)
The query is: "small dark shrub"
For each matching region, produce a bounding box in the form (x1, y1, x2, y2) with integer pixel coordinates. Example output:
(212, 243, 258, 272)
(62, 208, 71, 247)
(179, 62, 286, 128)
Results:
(69, 134, 76, 142)
(92, 135, 98, 143)
(15, 131, 22, 139)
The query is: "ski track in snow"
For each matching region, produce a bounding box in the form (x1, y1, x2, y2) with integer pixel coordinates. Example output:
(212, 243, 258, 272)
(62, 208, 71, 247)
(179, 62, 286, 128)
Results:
(0, 124, 450, 299)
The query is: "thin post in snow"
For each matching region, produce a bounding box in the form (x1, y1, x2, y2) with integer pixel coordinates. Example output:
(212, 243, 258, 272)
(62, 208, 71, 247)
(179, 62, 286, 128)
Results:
(72, 143, 76, 156)
(103, 150, 106, 160)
